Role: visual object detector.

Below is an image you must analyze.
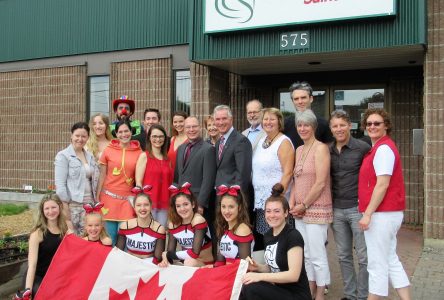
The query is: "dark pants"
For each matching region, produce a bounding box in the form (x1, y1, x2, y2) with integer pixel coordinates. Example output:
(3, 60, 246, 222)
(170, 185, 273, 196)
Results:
(205, 189, 217, 259)
(241, 281, 311, 300)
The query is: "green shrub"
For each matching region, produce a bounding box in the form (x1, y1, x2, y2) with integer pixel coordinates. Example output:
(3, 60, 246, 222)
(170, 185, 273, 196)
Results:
(0, 203, 28, 216)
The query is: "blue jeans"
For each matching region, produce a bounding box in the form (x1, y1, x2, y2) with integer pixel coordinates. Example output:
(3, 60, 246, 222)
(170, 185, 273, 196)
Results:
(105, 221, 120, 246)
(331, 206, 368, 300)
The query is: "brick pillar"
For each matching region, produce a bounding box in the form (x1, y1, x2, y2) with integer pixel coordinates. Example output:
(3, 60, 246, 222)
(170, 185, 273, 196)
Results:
(424, 0, 444, 241)
(190, 62, 229, 122)
(0, 65, 87, 190)
(111, 58, 172, 133)
(390, 78, 424, 226)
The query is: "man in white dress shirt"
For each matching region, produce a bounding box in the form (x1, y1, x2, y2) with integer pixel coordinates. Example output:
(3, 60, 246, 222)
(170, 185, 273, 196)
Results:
(242, 99, 266, 153)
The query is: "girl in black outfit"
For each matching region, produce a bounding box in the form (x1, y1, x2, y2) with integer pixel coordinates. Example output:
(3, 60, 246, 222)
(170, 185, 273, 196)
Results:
(158, 183, 213, 267)
(16, 194, 69, 299)
(241, 183, 311, 300)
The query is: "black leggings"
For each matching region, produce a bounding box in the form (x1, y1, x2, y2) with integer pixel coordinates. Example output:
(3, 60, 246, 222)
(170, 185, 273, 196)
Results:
(241, 281, 311, 300)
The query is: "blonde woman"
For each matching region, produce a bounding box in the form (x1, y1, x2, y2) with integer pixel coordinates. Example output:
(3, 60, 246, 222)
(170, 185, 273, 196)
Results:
(86, 113, 113, 161)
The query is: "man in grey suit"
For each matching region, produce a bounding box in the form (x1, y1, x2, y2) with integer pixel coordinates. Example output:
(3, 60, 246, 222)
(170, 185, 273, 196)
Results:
(242, 99, 266, 153)
(214, 105, 252, 201)
(174, 116, 216, 214)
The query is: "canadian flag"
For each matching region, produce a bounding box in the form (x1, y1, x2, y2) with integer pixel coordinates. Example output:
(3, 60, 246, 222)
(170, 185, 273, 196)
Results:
(35, 235, 247, 300)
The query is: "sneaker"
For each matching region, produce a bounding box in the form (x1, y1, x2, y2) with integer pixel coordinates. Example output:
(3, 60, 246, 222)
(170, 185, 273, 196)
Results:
(324, 285, 329, 295)
(14, 289, 31, 300)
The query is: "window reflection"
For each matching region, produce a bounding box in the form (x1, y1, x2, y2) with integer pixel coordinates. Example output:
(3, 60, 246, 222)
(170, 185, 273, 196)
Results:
(334, 88, 384, 138)
(89, 76, 110, 117)
(174, 70, 191, 115)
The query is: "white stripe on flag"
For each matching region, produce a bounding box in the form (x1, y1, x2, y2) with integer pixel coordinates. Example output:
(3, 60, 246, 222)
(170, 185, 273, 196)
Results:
(231, 259, 248, 300)
(88, 248, 197, 300)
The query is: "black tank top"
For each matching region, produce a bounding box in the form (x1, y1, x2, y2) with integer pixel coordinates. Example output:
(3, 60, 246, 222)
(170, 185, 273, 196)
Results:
(35, 230, 62, 277)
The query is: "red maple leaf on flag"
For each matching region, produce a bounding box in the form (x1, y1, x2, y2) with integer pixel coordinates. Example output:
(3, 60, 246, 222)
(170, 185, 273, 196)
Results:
(108, 271, 166, 300)
(135, 271, 165, 300)
(109, 287, 130, 300)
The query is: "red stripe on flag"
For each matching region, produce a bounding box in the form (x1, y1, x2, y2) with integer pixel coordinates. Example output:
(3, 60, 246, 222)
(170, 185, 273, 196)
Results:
(35, 234, 112, 300)
(181, 262, 241, 300)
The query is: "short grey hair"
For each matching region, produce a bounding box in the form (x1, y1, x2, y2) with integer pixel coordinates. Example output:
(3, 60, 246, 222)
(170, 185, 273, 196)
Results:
(296, 109, 317, 129)
(330, 109, 351, 123)
(289, 81, 313, 97)
(213, 105, 233, 117)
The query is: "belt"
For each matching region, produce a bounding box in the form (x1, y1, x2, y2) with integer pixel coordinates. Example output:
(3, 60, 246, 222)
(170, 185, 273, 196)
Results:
(102, 190, 133, 201)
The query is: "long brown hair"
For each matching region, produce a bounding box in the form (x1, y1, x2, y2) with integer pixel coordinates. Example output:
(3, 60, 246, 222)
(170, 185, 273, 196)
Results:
(215, 191, 251, 239)
(146, 124, 169, 159)
(32, 193, 68, 237)
(167, 192, 198, 226)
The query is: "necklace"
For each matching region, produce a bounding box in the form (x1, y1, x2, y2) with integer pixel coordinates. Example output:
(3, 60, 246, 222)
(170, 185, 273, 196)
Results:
(294, 140, 316, 177)
(112, 148, 134, 186)
(262, 132, 280, 149)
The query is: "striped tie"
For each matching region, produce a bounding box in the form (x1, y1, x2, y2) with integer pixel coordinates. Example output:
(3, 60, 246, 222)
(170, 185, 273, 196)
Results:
(218, 136, 225, 160)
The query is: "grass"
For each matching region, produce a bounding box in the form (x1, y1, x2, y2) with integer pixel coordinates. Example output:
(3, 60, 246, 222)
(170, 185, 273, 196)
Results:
(0, 203, 28, 216)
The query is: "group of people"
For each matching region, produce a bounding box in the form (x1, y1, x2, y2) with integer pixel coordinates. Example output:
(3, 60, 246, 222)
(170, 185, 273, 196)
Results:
(17, 81, 411, 300)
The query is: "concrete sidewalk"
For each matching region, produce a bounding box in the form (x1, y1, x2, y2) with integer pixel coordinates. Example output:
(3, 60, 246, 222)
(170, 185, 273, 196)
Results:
(411, 244, 444, 300)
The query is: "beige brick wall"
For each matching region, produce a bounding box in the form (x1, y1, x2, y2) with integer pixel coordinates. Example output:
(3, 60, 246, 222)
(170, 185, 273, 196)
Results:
(390, 78, 424, 226)
(190, 63, 230, 124)
(0, 65, 87, 190)
(424, 0, 444, 239)
(110, 58, 172, 133)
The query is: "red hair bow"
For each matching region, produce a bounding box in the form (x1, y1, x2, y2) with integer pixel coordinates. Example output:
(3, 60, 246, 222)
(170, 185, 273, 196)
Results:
(216, 185, 241, 197)
(131, 185, 153, 195)
(168, 182, 192, 196)
(83, 202, 104, 214)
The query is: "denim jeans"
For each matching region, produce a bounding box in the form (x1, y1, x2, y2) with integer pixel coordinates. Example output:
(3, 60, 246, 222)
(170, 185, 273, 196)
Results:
(331, 206, 368, 300)
(105, 221, 120, 246)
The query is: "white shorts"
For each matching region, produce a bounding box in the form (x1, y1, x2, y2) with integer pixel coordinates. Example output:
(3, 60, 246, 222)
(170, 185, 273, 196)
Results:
(294, 219, 330, 286)
(364, 211, 410, 296)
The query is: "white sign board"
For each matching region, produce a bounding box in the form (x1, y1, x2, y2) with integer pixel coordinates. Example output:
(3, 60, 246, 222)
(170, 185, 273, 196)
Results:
(204, 0, 396, 33)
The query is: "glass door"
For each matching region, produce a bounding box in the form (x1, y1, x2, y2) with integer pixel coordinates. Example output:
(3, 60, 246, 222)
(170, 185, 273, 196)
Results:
(279, 89, 328, 119)
(333, 88, 385, 138)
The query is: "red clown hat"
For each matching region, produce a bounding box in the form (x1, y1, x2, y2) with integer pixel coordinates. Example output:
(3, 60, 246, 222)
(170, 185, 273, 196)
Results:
(112, 95, 135, 113)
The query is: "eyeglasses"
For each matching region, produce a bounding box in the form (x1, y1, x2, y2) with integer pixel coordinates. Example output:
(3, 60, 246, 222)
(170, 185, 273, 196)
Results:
(151, 135, 165, 140)
(184, 125, 200, 130)
(366, 121, 384, 127)
(247, 111, 261, 115)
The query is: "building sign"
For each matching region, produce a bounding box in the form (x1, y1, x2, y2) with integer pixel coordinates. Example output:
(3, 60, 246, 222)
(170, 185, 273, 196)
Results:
(204, 0, 396, 33)
(280, 31, 309, 50)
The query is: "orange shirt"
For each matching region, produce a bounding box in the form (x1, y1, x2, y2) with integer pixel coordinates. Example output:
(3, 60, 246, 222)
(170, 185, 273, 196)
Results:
(99, 140, 142, 196)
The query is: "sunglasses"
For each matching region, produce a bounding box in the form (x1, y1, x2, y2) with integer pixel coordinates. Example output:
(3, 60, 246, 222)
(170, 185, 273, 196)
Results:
(366, 121, 384, 127)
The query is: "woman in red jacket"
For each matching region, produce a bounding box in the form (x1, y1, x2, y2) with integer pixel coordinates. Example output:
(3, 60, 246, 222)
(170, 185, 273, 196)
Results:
(358, 108, 410, 300)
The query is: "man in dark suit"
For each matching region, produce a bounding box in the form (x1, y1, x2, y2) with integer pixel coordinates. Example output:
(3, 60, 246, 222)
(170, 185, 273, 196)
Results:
(214, 105, 252, 200)
(283, 81, 333, 148)
(174, 116, 216, 214)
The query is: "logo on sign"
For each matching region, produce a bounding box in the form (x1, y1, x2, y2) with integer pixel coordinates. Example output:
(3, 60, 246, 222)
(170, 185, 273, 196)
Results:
(214, 0, 255, 23)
